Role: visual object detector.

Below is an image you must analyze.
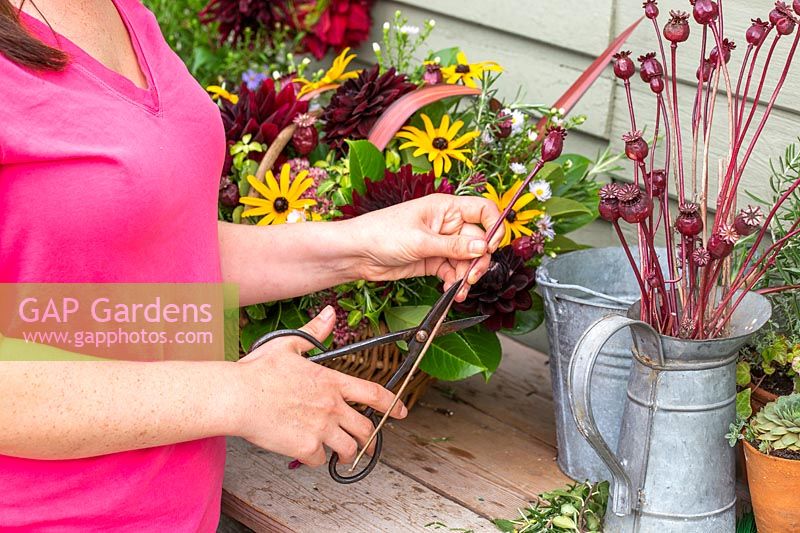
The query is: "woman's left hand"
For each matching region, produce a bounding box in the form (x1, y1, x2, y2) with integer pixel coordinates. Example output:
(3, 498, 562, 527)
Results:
(351, 194, 504, 302)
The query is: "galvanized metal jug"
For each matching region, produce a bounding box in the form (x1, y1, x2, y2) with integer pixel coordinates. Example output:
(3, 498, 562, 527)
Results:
(568, 292, 771, 533)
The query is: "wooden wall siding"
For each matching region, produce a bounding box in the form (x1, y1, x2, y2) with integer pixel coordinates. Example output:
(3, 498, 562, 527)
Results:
(358, 1, 800, 245)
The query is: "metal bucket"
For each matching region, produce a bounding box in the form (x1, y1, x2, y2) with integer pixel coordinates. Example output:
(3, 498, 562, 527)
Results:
(537, 247, 643, 482)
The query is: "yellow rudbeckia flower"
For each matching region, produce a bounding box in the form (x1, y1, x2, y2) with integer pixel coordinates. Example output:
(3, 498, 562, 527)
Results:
(441, 51, 503, 89)
(206, 85, 239, 104)
(396, 114, 480, 177)
(483, 182, 544, 247)
(240, 163, 317, 225)
(296, 47, 360, 98)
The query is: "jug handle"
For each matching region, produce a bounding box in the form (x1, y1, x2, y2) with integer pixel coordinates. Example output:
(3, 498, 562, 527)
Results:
(567, 314, 663, 516)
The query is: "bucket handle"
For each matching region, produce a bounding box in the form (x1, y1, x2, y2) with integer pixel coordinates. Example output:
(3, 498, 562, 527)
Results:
(536, 276, 635, 307)
(567, 314, 663, 516)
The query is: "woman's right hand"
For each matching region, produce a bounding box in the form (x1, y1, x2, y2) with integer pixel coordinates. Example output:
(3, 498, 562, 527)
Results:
(232, 306, 407, 467)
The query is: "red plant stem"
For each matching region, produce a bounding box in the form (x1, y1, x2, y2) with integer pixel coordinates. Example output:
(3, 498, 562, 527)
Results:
(759, 285, 800, 296)
(694, 259, 724, 338)
(670, 44, 686, 205)
(657, 96, 680, 333)
(622, 80, 640, 186)
(720, 30, 800, 223)
(736, 28, 772, 135)
(481, 160, 545, 245)
(614, 221, 649, 320)
(733, 44, 753, 132)
(691, 26, 709, 199)
(709, 24, 736, 163)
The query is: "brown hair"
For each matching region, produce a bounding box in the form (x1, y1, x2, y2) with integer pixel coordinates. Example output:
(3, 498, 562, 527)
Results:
(0, 0, 67, 70)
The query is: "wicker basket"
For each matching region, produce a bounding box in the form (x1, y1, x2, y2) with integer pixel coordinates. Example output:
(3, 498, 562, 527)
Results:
(319, 323, 435, 410)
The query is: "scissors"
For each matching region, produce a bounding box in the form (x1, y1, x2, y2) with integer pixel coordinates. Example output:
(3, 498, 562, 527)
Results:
(248, 280, 486, 484)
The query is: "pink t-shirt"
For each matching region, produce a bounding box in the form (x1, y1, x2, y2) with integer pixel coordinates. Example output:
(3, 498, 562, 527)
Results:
(0, 1, 227, 530)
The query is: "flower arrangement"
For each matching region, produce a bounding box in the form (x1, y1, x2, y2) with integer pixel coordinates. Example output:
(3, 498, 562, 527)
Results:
(209, 11, 619, 381)
(602, 0, 800, 339)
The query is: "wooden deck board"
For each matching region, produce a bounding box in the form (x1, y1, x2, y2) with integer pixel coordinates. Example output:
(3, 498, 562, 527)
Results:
(222, 338, 567, 532)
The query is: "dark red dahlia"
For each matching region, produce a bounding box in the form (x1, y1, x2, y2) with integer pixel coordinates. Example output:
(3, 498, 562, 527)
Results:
(219, 79, 308, 173)
(664, 11, 691, 43)
(675, 202, 703, 237)
(613, 51, 637, 80)
(623, 130, 649, 162)
(339, 165, 453, 218)
(453, 247, 536, 331)
(300, 0, 374, 60)
(734, 205, 764, 236)
(199, 0, 292, 44)
(598, 183, 622, 222)
(322, 65, 416, 152)
(541, 126, 567, 162)
(643, 0, 659, 19)
(747, 19, 770, 46)
(690, 0, 719, 25)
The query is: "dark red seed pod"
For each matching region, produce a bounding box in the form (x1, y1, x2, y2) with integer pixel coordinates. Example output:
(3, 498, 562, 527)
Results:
(648, 169, 667, 196)
(747, 19, 770, 46)
(541, 126, 567, 162)
(692, 247, 711, 267)
(613, 51, 636, 80)
(691, 0, 719, 25)
(617, 184, 652, 224)
(623, 131, 649, 162)
(219, 177, 240, 207)
(675, 203, 703, 237)
(643, 0, 659, 19)
(770, 2, 792, 25)
(777, 15, 797, 35)
(664, 11, 691, 43)
(292, 114, 319, 155)
(696, 60, 714, 81)
(649, 77, 665, 93)
(709, 39, 736, 65)
(647, 273, 662, 288)
(495, 112, 513, 139)
(598, 183, 622, 222)
(423, 63, 444, 85)
(795, 0, 800, 15)
(734, 205, 764, 236)
(638, 52, 664, 82)
(707, 225, 739, 259)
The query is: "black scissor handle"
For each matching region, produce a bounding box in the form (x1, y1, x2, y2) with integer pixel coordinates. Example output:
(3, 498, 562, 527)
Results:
(249, 329, 327, 353)
(328, 410, 383, 484)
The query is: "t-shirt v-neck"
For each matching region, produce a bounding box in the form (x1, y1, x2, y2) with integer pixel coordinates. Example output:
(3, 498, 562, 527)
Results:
(19, 0, 160, 112)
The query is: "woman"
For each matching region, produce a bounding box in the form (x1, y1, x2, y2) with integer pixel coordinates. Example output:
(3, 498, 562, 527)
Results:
(0, 0, 502, 530)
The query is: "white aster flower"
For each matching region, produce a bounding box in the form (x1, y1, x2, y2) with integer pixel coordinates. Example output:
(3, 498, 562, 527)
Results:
(481, 129, 495, 145)
(537, 214, 555, 240)
(503, 108, 526, 135)
(372, 42, 381, 53)
(383, 22, 390, 30)
(510, 162, 527, 175)
(398, 24, 420, 35)
(529, 180, 552, 202)
(286, 210, 307, 224)
(527, 129, 538, 142)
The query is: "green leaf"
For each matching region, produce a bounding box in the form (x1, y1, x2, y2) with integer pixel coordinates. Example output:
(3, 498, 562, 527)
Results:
(346, 140, 385, 195)
(505, 292, 545, 336)
(240, 307, 281, 353)
(543, 196, 593, 218)
(430, 47, 460, 66)
(421, 333, 488, 381)
(491, 519, 517, 532)
(546, 235, 590, 254)
(244, 303, 266, 321)
(736, 361, 752, 387)
(384, 305, 431, 332)
(280, 301, 308, 330)
(459, 325, 502, 380)
(736, 389, 753, 420)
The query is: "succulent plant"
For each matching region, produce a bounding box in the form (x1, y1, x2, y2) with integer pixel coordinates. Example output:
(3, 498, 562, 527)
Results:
(751, 394, 800, 453)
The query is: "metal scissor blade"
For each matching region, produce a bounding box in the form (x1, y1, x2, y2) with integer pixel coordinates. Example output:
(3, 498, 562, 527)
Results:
(307, 314, 488, 364)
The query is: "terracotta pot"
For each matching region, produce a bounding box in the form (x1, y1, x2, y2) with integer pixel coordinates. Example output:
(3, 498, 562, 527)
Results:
(743, 439, 800, 533)
(748, 382, 779, 414)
